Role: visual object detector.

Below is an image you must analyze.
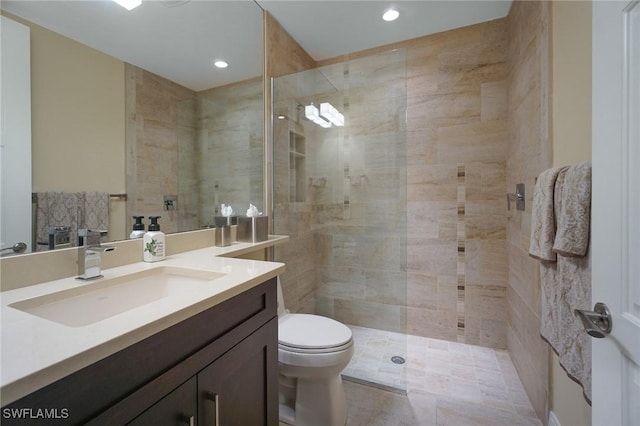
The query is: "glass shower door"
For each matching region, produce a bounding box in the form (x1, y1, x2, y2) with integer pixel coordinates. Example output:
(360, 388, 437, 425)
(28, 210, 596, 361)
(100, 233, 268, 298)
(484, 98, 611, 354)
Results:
(272, 49, 408, 393)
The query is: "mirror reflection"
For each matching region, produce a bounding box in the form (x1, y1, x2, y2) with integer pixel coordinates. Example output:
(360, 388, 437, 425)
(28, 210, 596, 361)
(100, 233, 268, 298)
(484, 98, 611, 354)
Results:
(0, 0, 264, 254)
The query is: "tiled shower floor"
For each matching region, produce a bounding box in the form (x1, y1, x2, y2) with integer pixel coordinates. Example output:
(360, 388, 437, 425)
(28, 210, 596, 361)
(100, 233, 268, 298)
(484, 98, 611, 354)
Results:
(340, 325, 542, 425)
(343, 325, 410, 392)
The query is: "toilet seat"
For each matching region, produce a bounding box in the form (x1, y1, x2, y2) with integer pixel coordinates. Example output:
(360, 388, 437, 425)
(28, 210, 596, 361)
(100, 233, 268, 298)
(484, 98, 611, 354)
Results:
(279, 314, 353, 354)
(279, 340, 353, 354)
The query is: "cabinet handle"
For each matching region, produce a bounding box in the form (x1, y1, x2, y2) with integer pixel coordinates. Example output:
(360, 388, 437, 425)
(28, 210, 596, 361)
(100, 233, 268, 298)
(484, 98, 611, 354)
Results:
(206, 392, 220, 426)
(180, 414, 195, 426)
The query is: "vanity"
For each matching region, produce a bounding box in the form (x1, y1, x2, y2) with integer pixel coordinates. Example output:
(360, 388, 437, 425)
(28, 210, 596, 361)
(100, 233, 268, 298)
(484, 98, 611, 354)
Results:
(0, 236, 287, 425)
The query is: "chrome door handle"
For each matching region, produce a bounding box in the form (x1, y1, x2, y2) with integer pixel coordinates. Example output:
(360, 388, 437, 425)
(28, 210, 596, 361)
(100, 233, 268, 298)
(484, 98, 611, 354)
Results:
(574, 302, 612, 338)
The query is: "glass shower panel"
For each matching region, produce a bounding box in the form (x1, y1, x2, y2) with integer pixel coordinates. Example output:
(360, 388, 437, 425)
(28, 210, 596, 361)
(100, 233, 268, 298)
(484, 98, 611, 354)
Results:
(272, 49, 407, 393)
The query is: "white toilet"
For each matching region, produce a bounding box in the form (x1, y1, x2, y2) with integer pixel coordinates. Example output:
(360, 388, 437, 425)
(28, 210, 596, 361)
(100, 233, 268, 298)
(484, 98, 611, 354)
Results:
(277, 279, 354, 426)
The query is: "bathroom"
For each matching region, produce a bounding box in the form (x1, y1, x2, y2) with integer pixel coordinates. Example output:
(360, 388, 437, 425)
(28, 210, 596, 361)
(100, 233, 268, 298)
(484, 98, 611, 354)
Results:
(0, 1, 636, 425)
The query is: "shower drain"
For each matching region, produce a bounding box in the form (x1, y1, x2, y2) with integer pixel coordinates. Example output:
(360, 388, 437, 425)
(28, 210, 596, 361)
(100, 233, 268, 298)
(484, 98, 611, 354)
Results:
(390, 356, 406, 365)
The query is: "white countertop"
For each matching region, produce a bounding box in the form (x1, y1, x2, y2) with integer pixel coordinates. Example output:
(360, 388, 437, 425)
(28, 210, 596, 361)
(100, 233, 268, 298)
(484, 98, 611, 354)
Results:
(0, 236, 287, 405)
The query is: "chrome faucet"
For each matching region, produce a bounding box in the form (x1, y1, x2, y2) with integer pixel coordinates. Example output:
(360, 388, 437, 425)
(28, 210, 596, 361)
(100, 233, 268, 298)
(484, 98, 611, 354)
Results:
(77, 229, 115, 280)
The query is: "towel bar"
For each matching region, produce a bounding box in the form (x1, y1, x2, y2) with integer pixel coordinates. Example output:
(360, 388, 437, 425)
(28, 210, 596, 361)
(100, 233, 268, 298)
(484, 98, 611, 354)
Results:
(109, 193, 127, 201)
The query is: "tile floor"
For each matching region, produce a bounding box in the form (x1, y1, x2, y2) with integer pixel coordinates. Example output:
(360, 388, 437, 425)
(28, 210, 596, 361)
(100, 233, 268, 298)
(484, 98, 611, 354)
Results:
(340, 325, 543, 425)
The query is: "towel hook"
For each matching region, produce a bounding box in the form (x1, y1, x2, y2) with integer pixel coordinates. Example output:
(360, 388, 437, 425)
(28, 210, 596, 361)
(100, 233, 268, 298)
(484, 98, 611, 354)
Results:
(507, 183, 525, 211)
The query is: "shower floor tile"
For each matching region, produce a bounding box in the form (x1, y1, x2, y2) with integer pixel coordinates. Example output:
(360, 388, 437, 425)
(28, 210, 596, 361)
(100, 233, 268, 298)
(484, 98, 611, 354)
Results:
(340, 325, 542, 425)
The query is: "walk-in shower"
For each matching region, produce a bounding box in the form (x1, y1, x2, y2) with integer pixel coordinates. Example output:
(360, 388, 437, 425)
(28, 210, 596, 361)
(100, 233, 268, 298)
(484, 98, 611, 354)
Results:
(272, 49, 409, 392)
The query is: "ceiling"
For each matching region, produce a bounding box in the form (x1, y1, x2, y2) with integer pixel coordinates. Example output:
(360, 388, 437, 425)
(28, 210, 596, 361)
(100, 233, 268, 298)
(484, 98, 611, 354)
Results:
(1, 0, 512, 91)
(257, 1, 512, 61)
(1, 0, 263, 91)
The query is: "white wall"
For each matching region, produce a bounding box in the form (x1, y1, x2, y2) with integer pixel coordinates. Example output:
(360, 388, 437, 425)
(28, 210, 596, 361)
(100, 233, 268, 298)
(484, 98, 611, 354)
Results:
(550, 2, 593, 424)
(1, 16, 32, 253)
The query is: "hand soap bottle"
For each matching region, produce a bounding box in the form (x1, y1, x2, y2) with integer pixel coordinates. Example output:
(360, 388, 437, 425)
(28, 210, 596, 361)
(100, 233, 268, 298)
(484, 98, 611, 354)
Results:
(143, 216, 165, 262)
(130, 216, 146, 239)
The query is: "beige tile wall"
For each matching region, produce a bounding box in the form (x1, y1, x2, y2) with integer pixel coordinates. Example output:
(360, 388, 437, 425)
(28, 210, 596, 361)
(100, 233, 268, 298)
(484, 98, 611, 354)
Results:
(318, 19, 509, 345)
(125, 64, 196, 235)
(506, 0, 551, 421)
(265, 13, 317, 78)
(126, 65, 263, 234)
(402, 20, 509, 347)
(271, 17, 510, 347)
(195, 76, 264, 222)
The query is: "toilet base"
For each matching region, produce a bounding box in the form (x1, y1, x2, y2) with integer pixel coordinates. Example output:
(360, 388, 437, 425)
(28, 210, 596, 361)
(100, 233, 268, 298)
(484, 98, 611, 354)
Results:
(278, 374, 347, 426)
(278, 402, 296, 425)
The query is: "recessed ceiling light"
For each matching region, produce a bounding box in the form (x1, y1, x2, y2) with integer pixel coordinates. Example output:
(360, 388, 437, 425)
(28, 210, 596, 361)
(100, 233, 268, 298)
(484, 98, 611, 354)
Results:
(214, 60, 228, 69)
(113, 0, 141, 11)
(277, 115, 286, 120)
(382, 8, 399, 22)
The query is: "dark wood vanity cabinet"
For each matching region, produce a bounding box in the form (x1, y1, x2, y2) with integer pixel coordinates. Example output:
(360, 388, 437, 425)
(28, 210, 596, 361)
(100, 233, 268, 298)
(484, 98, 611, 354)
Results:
(2, 278, 278, 426)
(128, 318, 276, 426)
(196, 321, 273, 426)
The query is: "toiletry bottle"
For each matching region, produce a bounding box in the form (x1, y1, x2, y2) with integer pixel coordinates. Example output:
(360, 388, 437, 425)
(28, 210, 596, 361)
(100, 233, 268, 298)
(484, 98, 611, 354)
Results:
(143, 216, 165, 262)
(130, 216, 146, 239)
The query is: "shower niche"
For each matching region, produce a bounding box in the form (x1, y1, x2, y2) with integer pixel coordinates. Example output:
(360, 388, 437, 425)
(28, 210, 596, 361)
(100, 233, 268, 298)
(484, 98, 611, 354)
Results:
(289, 131, 306, 203)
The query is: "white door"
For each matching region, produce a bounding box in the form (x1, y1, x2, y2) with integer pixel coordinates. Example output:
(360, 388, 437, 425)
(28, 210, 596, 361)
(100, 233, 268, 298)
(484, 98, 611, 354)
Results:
(0, 16, 32, 254)
(592, 1, 640, 425)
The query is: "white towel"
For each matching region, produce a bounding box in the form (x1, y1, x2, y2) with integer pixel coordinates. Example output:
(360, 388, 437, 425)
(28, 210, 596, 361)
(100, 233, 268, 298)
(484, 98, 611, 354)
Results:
(34, 191, 110, 250)
(529, 166, 568, 261)
(553, 161, 591, 257)
(34, 192, 79, 251)
(540, 254, 591, 403)
(78, 191, 110, 238)
(537, 163, 592, 403)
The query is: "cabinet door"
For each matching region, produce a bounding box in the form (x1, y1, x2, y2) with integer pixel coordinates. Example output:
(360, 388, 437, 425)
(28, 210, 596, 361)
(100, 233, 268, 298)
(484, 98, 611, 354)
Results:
(128, 377, 197, 426)
(198, 318, 278, 426)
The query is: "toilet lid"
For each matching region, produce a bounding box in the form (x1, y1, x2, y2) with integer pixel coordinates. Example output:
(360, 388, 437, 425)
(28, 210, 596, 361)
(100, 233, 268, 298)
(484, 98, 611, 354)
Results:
(279, 314, 352, 350)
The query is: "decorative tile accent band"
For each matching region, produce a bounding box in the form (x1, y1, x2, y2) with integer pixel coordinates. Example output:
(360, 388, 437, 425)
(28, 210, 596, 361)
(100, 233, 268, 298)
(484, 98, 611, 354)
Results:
(456, 163, 466, 342)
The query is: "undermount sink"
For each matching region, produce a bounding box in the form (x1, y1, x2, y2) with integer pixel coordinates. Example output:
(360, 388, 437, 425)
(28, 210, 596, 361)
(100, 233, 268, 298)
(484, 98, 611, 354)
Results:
(9, 266, 226, 327)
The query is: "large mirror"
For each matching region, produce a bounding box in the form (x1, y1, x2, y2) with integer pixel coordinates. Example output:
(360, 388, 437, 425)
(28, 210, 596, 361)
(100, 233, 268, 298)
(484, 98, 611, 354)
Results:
(0, 0, 264, 253)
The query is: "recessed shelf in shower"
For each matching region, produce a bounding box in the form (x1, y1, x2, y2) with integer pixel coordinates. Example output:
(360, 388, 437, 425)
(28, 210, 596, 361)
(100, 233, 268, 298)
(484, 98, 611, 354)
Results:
(289, 131, 306, 203)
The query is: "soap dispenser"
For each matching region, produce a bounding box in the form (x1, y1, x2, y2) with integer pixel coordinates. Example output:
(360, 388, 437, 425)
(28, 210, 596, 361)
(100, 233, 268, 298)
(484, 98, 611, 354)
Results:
(143, 216, 165, 262)
(130, 216, 146, 239)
